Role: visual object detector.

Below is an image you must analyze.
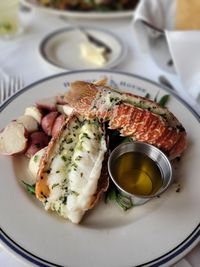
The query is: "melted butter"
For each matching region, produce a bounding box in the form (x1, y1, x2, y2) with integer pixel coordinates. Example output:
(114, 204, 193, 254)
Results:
(113, 152, 163, 196)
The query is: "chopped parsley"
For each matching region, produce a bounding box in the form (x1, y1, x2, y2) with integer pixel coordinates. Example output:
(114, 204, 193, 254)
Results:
(52, 183, 59, 189)
(70, 190, 79, 197)
(66, 138, 73, 144)
(33, 155, 39, 162)
(35, 143, 41, 148)
(75, 155, 82, 161)
(71, 162, 78, 171)
(91, 120, 100, 127)
(82, 133, 91, 139)
(61, 155, 67, 162)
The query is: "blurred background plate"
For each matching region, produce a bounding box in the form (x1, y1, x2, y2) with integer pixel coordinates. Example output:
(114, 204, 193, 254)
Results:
(20, 0, 136, 19)
(39, 27, 127, 70)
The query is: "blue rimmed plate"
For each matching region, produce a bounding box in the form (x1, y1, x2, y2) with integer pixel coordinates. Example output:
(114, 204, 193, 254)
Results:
(39, 27, 127, 71)
(0, 70, 200, 267)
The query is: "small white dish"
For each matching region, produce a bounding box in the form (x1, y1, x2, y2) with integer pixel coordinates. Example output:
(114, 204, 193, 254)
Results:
(39, 27, 127, 70)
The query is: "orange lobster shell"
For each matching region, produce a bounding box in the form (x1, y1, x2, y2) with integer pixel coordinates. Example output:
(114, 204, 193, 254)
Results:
(65, 80, 187, 159)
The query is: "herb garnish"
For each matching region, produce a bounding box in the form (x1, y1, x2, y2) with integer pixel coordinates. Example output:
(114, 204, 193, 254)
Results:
(158, 95, 170, 107)
(22, 181, 35, 195)
(66, 138, 73, 144)
(33, 155, 39, 162)
(52, 183, 59, 189)
(75, 155, 82, 161)
(35, 143, 41, 148)
(120, 137, 133, 144)
(0, 22, 12, 31)
(153, 91, 170, 107)
(105, 183, 133, 211)
(91, 120, 100, 127)
(61, 155, 67, 162)
(71, 162, 78, 171)
(82, 133, 91, 139)
(70, 191, 79, 197)
(144, 93, 151, 99)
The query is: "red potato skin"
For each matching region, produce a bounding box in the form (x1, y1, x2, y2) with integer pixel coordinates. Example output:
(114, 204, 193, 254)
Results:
(41, 112, 58, 136)
(36, 97, 57, 111)
(25, 131, 49, 158)
(52, 114, 66, 137)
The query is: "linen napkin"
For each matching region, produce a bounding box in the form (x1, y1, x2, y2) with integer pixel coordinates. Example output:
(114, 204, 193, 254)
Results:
(133, 0, 200, 102)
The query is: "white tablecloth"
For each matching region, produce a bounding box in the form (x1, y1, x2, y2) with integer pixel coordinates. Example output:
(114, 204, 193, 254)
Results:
(0, 8, 200, 267)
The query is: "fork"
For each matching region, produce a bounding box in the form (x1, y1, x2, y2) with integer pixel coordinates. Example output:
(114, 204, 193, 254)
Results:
(0, 75, 24, 105)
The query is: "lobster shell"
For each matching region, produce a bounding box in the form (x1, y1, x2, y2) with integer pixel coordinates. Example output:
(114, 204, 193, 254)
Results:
(65, 80, 187, 159)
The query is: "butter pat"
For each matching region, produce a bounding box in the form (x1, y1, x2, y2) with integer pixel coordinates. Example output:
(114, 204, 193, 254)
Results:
(80, 41, 107, 66)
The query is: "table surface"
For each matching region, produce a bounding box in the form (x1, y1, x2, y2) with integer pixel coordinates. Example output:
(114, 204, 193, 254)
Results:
(0, 7, 200, 267)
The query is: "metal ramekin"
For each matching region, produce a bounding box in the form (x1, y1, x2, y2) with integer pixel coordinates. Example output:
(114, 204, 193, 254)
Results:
(108, 142, 173, 206)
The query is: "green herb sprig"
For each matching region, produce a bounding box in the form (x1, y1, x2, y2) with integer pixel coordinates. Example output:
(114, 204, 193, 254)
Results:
(153, 91, 170, 107)
(22, 181, 35, 195)
(157, 95, 170, 107)
(105, 183, 133, 211)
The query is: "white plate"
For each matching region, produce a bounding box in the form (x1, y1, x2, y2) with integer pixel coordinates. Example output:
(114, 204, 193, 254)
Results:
(39, 27, 126, 70)
(20, 0, 134, 19)
(1, 70, 200, 267)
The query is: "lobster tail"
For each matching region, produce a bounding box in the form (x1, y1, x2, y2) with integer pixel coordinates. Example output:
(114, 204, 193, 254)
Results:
(65, 80, 187, 159)
(66, 81, 98, 118)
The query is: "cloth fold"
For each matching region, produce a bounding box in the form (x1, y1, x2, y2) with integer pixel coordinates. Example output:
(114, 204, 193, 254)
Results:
(133, 0, 200, 101)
